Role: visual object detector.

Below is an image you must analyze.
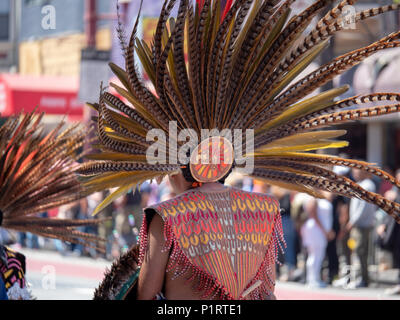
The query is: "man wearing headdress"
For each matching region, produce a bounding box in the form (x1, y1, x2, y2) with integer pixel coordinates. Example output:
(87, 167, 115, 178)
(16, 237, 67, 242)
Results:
(88, 0, 400, 300)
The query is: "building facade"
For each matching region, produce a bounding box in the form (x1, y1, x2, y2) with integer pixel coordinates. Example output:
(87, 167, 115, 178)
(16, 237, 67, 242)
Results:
(5, 0, 400, 172)
(0, 1, 19, 72)
(18, 0, 112, 76)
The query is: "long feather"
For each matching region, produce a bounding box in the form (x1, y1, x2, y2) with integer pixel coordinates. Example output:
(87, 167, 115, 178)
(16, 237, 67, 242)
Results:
(256, 93, 400, 148)
(256, 152, 400, 189)
(251, 40, 400, 130)
(252, 168, 400, 222)
(233, 0, 333, 129)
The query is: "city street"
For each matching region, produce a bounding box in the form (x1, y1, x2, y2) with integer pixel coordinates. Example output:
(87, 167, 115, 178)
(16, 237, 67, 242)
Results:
(1, 0, 400, 310)
(20, 248, 112, 300)
(18, 248, 400, 300)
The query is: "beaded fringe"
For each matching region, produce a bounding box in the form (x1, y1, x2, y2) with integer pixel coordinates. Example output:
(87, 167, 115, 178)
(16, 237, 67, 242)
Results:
(138, 213, 149, 265)
(245, 209, 286, 300)
(138, 206, 285, 300)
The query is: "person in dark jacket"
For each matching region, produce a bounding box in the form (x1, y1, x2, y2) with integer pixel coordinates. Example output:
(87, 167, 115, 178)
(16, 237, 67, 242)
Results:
(377, 186, 400, 295)
(271, 186, 297, 281)
(326, 195, 342, 284)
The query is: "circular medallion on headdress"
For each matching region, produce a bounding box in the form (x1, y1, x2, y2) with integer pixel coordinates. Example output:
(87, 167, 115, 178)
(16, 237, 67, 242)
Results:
(189, 136, 234, 183)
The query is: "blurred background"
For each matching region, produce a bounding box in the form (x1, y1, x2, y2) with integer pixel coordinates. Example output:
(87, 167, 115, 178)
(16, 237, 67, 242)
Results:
(1, 0, 400, 299)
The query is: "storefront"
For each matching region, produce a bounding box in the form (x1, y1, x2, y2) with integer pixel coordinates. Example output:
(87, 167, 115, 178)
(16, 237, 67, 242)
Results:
(352, 47, 400, 171)
(0, 73, 84, 121)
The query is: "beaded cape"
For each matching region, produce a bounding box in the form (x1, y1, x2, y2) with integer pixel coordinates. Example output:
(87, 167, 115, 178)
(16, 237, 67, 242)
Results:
(139, 187, 284, 300)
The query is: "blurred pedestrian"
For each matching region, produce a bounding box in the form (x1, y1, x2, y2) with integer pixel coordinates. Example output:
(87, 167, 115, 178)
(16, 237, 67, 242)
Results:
(96, 191, 114, 260)
(376, 189, 400, 295)
(378, 166, 395, 196)
(0, 227, 14, 246)
(330, 165, 353, 287)
(0, 277, 7, 300)
(271, 186, 297, 281)
(301, 195, 334, 288)
(114, 184, 152, 255)
(25, 212, 48, 249)
(54, 201, 81, 255)
(82, 193, 103, 258)
(335, 196, 352, 278)
(345, 168, 377, 288)
(326, 193, 342, 284)
(291, 192, 310, 283)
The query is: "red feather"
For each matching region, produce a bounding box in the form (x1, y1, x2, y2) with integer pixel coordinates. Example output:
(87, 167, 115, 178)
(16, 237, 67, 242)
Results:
(196, 0, 205, 12)
(222, 0, 233, 21)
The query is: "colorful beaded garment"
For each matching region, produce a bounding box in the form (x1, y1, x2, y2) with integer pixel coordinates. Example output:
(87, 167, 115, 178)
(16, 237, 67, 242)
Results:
(0, 247, 26, 291)
(139, 187, 284, 300)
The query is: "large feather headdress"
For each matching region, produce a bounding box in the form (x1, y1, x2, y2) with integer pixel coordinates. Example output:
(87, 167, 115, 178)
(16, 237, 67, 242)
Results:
(0, 112, 107, 252)
(79, 0, 400, 222)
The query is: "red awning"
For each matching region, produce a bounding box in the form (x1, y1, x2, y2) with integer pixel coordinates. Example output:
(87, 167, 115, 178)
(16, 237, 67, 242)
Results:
(0, 73, 84, 118)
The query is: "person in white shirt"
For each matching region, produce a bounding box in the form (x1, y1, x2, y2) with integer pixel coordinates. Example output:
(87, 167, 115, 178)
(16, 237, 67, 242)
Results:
(301, 193, 335, 288)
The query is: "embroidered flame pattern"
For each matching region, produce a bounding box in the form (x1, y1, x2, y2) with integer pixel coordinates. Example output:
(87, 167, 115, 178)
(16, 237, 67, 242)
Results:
(140, 188, 284, 300)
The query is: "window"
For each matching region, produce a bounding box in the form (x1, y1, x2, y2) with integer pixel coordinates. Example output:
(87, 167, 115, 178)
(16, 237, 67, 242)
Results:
(24, 0, 51, 6)
(0, 1, 10, 41)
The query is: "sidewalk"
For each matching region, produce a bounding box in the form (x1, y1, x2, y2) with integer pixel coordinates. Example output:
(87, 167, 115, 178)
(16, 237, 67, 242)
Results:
(275, 280, 400, 300)
(372, 268, 400, 286)
(274, 265, 400, 300)
(7, 247, 113, 299)
(15, 247, 112, 281)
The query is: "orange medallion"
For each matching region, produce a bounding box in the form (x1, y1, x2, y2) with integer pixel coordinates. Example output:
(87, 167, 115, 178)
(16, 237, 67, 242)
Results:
(189, 136, 233, 183)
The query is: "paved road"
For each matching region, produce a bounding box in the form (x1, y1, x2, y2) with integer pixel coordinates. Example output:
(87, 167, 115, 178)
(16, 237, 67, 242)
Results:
(16, 248, 400, 300)
(20, 248, 111, 300)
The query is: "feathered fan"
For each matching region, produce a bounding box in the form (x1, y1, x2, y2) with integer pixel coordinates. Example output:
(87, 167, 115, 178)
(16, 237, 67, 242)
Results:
(0, 112, 108, 252)
(79, 0, 400, 223)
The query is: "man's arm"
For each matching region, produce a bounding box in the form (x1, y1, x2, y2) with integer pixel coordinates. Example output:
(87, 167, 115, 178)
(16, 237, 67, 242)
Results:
(137, 214, 170, 300)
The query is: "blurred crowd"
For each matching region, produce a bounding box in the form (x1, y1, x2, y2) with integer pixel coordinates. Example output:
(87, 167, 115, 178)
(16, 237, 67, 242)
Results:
(1, 160, 400, 295)
(266, 162, 400, 296)
(226, 159, 400, 295)
(0, 176, 191, 260)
